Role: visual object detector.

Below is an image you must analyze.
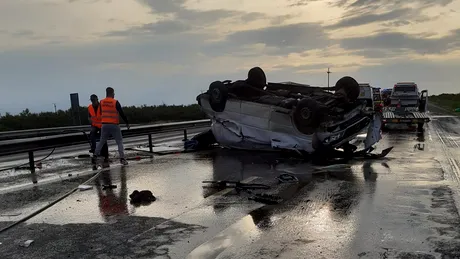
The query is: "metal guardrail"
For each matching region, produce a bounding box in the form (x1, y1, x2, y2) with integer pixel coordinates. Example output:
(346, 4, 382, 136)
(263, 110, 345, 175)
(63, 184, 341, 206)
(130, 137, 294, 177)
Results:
(0, 119, 211, 184)
(0, 124, 139, 141)
(0, 125, 91, 141)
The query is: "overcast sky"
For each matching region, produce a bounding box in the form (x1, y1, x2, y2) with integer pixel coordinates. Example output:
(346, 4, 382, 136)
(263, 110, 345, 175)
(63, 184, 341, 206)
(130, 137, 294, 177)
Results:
(0, 0, 459, 114)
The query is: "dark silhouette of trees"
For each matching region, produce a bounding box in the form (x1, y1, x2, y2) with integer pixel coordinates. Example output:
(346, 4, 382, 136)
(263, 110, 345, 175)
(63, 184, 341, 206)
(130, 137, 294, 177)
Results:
(430, 94, 460, 111)
(0, 104, 207, 131)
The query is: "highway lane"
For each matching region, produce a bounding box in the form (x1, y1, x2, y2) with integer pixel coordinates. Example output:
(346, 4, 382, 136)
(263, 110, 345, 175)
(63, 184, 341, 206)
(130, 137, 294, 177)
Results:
(0, 127, 209, 167)
(1, 112, 460, 258)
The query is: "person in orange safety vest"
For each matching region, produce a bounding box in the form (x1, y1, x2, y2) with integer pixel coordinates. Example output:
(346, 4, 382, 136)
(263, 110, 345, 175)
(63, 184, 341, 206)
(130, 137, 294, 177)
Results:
(88, 94, 109, 162)
(92, 87, 130, 166)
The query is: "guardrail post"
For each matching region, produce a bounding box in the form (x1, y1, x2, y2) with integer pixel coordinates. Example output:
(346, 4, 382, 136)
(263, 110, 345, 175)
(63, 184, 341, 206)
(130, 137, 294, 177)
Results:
(148, 134, 153, 153)
(183, 129, 188, 141)
(28, 151, 37, 184)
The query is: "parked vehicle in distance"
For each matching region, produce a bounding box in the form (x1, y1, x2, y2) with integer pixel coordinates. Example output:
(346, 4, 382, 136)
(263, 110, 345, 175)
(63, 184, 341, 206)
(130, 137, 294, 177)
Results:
(358, 84, 383, 113)
(382, 82, 430, 131)
(372, 87, 383, 112)
(381, 88, 392, 106)
(358, 83, 374, 112)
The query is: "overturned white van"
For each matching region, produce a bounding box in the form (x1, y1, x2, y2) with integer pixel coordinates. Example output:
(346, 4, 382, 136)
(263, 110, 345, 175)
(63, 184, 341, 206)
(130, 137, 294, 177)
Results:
(195, 67, 383, 155)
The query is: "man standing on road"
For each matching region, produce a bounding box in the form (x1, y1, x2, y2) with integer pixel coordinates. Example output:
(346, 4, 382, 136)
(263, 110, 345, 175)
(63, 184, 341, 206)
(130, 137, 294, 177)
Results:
(88, 94, 101, 154)
(92, 87, 130, 166)
(88, 94, 109, 164)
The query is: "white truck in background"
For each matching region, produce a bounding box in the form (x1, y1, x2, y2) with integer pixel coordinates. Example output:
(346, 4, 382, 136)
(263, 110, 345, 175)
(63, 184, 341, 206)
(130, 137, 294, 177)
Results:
(382, 82, 430, 131)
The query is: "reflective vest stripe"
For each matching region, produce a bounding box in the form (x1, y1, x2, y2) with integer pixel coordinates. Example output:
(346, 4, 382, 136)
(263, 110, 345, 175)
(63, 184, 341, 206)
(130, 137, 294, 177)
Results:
(88, 104, 102, 128)
(100, 98, 119, 124)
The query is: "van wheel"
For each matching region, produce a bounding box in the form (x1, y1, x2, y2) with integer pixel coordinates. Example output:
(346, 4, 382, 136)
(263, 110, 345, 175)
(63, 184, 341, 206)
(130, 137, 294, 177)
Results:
(293, 98, 324, 135)
(208, 81, 228, 112)
(334, 76, 360, 102)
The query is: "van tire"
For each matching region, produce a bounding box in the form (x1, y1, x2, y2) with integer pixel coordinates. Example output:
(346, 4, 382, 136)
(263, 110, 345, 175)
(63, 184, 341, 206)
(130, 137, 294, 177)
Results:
(335, 76, 360, 102)
(208, 81, 228, 112)
(293, 98, 324, 135)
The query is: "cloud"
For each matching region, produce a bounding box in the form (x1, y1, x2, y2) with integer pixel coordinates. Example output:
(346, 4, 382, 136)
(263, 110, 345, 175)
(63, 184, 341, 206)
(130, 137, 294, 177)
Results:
(138, 0, 248, 26)
(106, 20, 193, 36)
(272, 62, 361, 74)
(103, 1, 310, 58)
(352, 49, 404, 59)
(241, 12, 269, 22)
(138, 0, 185, 13)
(326, 8, 412, 29)
(340, 29, 460, 55)
(105, 1, 271, 38)
(334, 0, 454, 10)
(270, 14, 296, 25)
(288, 0, 322, 7)
(223, 23, 333, 55)
(329, 0, 455, 24)
(382, 20, 411, 27)
(9, 30, 35, 38)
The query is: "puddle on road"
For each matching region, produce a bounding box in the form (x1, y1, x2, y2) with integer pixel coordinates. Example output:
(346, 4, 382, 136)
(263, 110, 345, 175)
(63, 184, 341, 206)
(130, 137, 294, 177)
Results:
(186, 215, 262, 259)
(0, 146, 396, 259)
(0, 147, 385, 224)
(184, 149, 391, 258)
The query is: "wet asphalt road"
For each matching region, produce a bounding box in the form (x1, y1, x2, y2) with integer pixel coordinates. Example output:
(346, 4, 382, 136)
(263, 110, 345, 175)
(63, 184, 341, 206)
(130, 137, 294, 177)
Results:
(0, 111, 459, 259)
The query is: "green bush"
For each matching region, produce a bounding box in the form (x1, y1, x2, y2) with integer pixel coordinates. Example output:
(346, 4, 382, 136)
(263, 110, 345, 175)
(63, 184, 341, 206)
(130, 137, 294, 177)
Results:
(0, 104, 207, 131)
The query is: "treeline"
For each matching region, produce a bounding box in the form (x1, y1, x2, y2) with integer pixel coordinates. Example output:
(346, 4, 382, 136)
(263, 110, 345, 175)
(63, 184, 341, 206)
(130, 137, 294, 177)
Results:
(430, 93, 460, 111)
(0, 104, 207, 131)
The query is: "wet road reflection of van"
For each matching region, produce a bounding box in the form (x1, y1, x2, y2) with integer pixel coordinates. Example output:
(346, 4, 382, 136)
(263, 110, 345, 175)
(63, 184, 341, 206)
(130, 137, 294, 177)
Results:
(195, 148, 375, 229)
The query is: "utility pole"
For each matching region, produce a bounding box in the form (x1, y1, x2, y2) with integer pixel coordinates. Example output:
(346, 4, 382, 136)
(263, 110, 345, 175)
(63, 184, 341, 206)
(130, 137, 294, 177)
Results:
(53, 103, 57, 113)
(327, 67, 331, 90)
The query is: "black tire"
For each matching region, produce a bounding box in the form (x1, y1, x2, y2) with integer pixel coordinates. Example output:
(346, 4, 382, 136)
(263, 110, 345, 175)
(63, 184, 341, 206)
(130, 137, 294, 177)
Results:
(334, 76, 360, 102)
(293, 97, 324, 135)
(208, 81, 228, 112)
(246, 67, 266, 88)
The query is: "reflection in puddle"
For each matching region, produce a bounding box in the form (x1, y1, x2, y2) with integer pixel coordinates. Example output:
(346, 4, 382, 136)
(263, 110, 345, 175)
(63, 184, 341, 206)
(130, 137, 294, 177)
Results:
(186, 215, 262, 259)
(201, 148, 377, 221)
(95, 167, 129, 221)
(417, 131, 426, 142)
(362, 162, 378, 182)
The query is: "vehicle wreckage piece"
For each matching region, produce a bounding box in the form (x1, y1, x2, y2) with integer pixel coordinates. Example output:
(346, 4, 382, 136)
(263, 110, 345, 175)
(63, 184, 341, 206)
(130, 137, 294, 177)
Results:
(195, 67, 384, 155)
(248, 193, 283, 205)
(202, 180, 271, 190)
